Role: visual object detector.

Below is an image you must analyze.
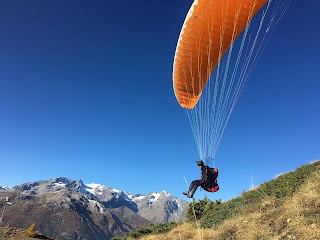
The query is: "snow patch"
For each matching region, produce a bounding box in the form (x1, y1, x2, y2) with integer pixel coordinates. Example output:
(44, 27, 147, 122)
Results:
(85, 183, 124, 197)
(53, 182, 66, 188)
(112, 188, 121, 193)
(136, 195, 145, 200)
(125, 193, 146, 202)
(149, 193, 161, 202)
(86, 183, 104, 190)
(162, 190, 170, 196)
(85, 183, 106, 196)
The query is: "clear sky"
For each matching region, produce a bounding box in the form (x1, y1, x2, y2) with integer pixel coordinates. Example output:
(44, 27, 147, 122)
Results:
(0, 0, 319, 202)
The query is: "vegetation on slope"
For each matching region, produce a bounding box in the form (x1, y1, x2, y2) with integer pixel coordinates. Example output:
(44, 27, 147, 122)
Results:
(114, 160, 320, 240)
(0, 224, 53, 240)
(190, 160, 320, 229)
(112, 222, 178, 240)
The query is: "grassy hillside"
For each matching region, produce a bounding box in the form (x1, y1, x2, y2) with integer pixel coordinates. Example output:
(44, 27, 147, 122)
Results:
(115, 160, 320, 240)
(0, 225, 53, 240)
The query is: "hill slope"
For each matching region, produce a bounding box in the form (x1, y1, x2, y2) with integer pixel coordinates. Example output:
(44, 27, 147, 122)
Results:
(0, 226, 53, 240)
(118, 160, 320, 240)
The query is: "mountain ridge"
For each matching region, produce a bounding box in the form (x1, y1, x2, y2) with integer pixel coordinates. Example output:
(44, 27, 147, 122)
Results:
(0, 177, 188, 240)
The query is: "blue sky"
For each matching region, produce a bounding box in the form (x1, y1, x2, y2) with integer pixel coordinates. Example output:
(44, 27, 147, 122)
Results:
(0, 0, 319, 202)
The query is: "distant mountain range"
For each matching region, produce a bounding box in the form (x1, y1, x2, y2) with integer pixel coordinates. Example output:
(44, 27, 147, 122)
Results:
(0, 177, 188, 240)
(0, 186, 8, 191)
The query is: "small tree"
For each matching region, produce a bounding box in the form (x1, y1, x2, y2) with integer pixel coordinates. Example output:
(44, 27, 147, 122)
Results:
(186, 196, 212, 221)
(25, 222, 36, 237)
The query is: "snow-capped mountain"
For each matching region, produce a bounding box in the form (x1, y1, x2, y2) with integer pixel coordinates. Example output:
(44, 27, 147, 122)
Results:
(0, 186, 9, 191)
(83, 183, 188, 222)
(134, 190, 187, 223)
(10, 177, 188, 223)
(84, 183, 188, 223)
(0, 177, 188, 240)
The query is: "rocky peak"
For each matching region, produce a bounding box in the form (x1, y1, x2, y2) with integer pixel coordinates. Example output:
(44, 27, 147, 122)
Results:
(3, 177, 188, 227)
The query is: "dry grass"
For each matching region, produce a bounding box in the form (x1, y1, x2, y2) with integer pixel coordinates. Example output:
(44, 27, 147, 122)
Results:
(128, 222, 205, 240)
(136, 170, 320, 240)
(0, 226, 28, 240)
(0, 226, 53, 240)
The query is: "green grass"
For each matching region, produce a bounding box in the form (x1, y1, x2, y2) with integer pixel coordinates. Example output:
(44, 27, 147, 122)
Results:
(189, 161, 320, 228)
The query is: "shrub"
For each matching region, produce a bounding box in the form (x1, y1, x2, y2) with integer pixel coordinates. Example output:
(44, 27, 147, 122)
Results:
(112, 222, 178, 240)
(25, 222, 36, 237)
(186, 195, 212, 221)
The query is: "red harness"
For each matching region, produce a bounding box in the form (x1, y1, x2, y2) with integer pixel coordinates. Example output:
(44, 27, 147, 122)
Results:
(204, 167, 219, 192)
(205, 185, 220, 192)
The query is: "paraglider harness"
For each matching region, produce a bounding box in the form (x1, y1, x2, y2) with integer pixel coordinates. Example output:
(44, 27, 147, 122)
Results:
(201, 166, 219, 193)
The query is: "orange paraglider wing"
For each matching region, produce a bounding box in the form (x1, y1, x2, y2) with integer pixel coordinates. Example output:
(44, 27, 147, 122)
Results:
(173, 0, 268, 109)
